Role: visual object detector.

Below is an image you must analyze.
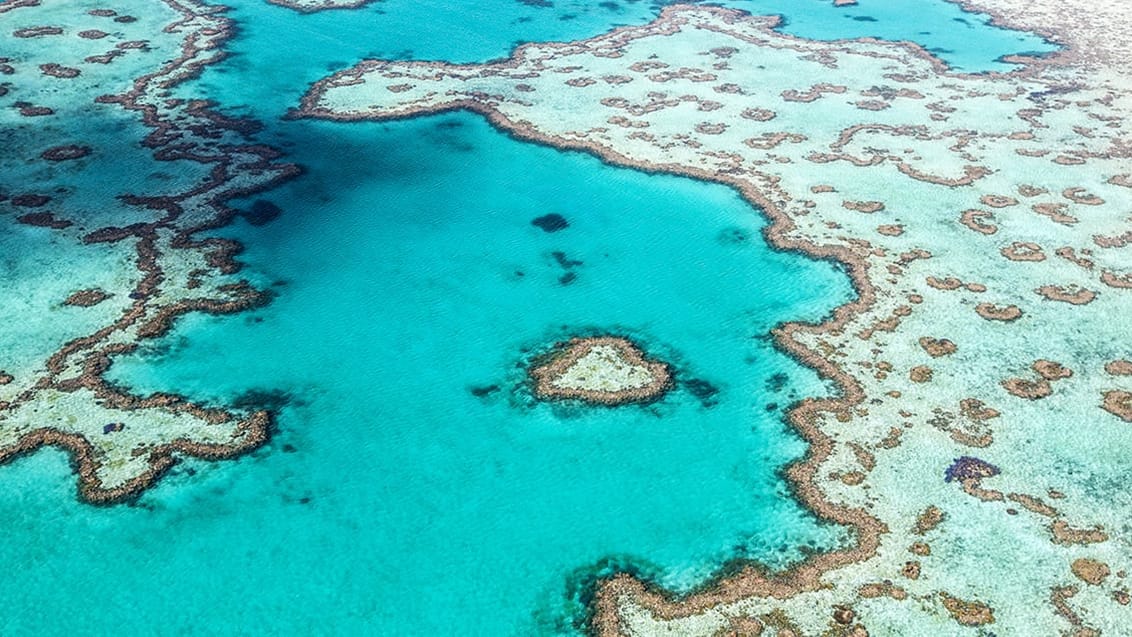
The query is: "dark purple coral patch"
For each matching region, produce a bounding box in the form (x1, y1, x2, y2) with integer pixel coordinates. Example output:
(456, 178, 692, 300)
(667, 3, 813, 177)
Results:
(41, 144, 92, 161)
(945, 456, 1000, 483)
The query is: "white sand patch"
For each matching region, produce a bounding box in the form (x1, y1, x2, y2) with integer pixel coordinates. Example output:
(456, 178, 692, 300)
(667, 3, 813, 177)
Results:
(550, 345, 656, 392)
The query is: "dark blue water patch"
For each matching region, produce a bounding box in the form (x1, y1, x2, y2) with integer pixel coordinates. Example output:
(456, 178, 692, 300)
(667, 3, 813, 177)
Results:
(532, 212, 570, 232)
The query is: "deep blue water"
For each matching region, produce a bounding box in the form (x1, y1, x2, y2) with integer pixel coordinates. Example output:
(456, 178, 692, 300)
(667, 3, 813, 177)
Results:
(0, 0, 1058, 634)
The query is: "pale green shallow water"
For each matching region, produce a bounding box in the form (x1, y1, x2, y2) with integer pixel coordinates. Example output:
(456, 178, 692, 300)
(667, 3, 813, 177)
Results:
(0, 0, 1056, 634)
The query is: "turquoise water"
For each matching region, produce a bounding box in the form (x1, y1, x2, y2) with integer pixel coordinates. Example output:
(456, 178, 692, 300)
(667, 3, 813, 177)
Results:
(6, 112, 852, 634)
(190, 0, 1055, 123)
(0, 0, 1060, 634)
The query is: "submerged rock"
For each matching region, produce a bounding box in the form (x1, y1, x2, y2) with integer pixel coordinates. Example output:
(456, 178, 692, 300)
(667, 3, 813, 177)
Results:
(531, 213, 569, 232)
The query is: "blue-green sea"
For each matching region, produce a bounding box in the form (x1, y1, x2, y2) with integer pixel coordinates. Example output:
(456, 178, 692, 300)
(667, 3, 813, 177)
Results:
(0, 0, 1056, 634)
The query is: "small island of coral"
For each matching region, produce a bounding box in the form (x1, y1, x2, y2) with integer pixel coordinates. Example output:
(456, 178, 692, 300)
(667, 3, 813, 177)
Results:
(530, 336, 672, 405)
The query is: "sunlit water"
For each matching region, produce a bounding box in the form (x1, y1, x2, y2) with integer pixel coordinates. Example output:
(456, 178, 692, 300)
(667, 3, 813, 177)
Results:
(0, 0, 1056, 633)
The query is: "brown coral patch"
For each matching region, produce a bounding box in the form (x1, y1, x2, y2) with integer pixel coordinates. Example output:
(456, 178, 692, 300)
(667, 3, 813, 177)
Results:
(858, 583, 905, 600)
(695, 122, 727, 135)
(628, 61, 667, 73)
(960, 398, 1000, 421)
(1051, 520, 1109, 546)
(781, 83, 845, 102)
(743, 132, 804, 150)
(600, 96, 629, 109)
(1036, 285, 1096, 305)
(909, 366, 933, 383)
(876, 224, 903, 236)
(1062, 188, 1104, 205)
(15, 102, 54, 117)
(919, 337, 956, 357)
(739, 107, 776, 121)
(10, 193, 51, 207)
(854, 99, 889, 111)
(939, 593, 995, 626)
(1055, 247, 1094, 270)
(40, 63, 81, 78)
(1008, 493, 1058, 517)
(848, 442, 875, 471)
(78, 29, 108, 39)
(1033, 202, 1078, 225)
(1052, 155, 1085, 166)
(1104, 360, 1132, 376)
(1033, 360, 1073, 381)
(1108, 174, 1132, 189)
(1000, 241, 1045, 261)
(1071, 559, 1110, 585)
(1018, 184, 1048, 197)
(1101, 390, 1132, 422)
(41, 144, 92, 161)
(63, 289, 112, 308)
(13, 25, 63, 38)
(959, 209, 997, 234)
(1049, 586, 1092, 634)
(16, 212, 72, 229)
(975, 303, 1022, 321)
(877, 427, 903, 449)
(913, 505, 944, 534)
(980, 194, 1018, 208)
(1100, 271, 1132, 289)
(85, 51, 123, 65)
(1002, 377, 1052, 399)
(926, 276, 962, 290)
(842, 200, 885, 213)
(832, 606, 856, 624)
(529, 336, 672, 406)
(1093, 231, 1132, 249)
(718, 615, 764, 636)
